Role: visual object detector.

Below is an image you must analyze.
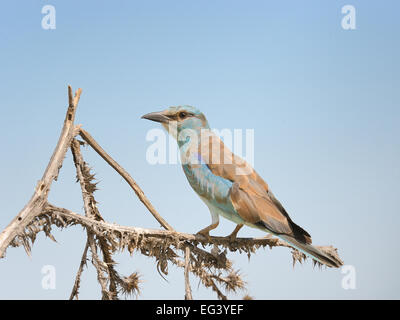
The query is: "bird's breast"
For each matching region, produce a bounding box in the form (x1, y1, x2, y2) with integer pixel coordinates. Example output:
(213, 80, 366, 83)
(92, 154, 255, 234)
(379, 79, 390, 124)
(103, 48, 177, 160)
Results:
(182, 163, 233, 205)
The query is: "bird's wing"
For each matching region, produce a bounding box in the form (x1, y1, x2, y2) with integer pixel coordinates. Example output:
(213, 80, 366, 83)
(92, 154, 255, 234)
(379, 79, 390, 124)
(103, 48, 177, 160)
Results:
(200, 134, 311, 243)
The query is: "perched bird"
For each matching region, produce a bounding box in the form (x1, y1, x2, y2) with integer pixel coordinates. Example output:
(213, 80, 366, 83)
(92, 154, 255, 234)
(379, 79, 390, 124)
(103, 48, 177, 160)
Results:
(142, 106, 342, 268)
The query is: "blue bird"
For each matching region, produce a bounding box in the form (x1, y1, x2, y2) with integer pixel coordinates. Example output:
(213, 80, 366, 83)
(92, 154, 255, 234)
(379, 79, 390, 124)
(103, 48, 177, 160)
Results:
(142, 106, 342, 268)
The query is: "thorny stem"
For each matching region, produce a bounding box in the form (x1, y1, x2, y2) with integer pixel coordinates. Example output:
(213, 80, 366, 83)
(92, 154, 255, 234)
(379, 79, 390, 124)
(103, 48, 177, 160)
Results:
(69, 239, 89, 300)
(70, 139, 118, 299)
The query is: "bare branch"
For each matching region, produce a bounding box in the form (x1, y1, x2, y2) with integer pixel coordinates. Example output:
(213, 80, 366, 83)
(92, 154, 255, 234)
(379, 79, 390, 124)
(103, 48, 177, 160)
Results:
(69, 239, 89, 300)
(184, 246, 193, 300)
(0, 86, 82, 258)
(87, 232, 113, 300)
(78, 128, 174, 231)
(71, 139, 118, 299)
(40, 204, 341, 268)
(70, 139, 103, 221)
(42, 204, 245, 299)
(42, 205, 279, 249)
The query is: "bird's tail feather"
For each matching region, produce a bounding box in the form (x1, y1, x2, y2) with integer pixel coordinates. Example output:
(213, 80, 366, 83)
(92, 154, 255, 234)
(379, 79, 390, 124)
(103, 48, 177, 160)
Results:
(279, 235, 343, 268)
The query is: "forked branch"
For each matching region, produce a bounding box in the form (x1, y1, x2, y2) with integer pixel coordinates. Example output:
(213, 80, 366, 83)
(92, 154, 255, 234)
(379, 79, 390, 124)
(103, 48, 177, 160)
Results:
(0, 86, 343, 300)
(0, 86, 81, 258)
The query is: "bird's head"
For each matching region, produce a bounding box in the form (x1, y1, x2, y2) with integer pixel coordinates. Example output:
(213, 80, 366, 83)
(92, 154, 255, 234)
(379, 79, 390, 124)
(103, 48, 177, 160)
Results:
(141, 105, 209, 140)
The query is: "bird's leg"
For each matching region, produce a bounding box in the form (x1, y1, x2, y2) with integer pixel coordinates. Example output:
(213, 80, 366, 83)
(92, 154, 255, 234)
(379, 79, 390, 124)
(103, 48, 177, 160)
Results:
(196, 210, 219, 241)
(196, 221, 219, 242)
(225, 224, 243, 242)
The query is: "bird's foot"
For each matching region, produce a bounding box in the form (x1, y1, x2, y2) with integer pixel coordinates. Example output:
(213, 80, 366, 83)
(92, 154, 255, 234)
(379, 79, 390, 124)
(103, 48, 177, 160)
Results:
(196, 230, 211, 242)
(224, 233, 238, 242)
(224, 224, 243, 242)
(195, 222, 219, 242)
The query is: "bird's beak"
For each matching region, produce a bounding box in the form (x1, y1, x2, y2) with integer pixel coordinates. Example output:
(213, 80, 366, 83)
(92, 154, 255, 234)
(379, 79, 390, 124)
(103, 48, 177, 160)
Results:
(141, 111, 170, 123)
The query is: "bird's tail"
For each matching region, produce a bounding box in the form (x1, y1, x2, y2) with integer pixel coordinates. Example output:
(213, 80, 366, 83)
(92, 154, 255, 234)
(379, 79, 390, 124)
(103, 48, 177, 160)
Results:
(279, 234, 343, 268)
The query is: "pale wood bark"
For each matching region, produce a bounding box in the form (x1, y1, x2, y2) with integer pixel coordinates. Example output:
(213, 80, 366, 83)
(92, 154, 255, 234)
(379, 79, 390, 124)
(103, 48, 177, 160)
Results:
(0, 86, 82, 258)
(184, 246, 193, 300)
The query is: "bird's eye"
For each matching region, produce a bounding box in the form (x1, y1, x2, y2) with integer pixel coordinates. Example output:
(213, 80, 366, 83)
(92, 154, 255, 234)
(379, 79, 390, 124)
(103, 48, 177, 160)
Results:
(179, 112, 188, 119)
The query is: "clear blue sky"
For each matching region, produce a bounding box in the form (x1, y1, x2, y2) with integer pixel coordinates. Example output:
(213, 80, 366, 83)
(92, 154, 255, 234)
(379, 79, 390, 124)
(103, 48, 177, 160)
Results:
(0, 0, 399, 299)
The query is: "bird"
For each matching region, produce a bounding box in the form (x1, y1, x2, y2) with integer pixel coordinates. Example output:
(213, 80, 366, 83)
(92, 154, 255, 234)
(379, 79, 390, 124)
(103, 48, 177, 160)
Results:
(142, 106, 342, 268)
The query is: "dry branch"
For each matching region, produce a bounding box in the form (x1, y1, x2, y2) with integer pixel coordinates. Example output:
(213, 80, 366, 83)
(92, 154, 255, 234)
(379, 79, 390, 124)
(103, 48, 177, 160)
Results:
(184, 246, 193, 300)
(71, 139, 117, 299)
(71, 139, 139, 299)
(0, 86, 81, 258)
(40, 204, 246, 298)
(69, 239, 89, 300)
(78, 129, 173, 231)
(0, 85, 343, 300)
(40, 204, 341, 268)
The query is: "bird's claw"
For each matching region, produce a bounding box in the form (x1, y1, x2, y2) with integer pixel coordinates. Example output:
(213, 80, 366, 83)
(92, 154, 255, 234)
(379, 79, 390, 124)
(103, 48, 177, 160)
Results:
(225, 234, 237, 242)
(224, 224, 243, 242)
(196, 230, 211, 242)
